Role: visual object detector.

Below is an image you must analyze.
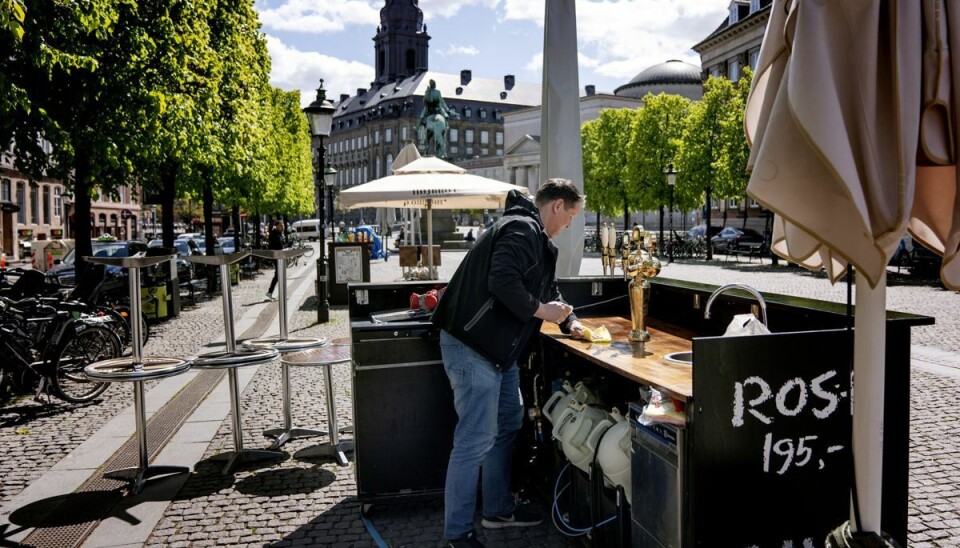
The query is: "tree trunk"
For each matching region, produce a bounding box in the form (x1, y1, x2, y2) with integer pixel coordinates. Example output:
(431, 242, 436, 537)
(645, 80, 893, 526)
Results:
(232, 205, 241, 250)
(658, 205, 665, 249)
(161, 163, 177, 248)
(705, 186, 713, 261)
(622, 201, 630, 232)
(203, 179, 217, 293)
(72, 154, 92, 276)
(741, 193, 749, 230)
(254, 213, 262, 248)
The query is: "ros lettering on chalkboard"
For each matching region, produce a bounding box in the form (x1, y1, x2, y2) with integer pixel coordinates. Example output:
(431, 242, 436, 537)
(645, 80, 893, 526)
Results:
(732, 370, 845, 427)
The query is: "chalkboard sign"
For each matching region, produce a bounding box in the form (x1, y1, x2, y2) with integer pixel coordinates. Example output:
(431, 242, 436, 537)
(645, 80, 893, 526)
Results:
(691, 329, 851, 547)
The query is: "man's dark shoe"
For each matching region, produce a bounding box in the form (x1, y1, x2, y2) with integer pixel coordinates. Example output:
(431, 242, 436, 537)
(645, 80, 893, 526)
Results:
(445, 530, 484, 547)
(481, 503, 544, 529)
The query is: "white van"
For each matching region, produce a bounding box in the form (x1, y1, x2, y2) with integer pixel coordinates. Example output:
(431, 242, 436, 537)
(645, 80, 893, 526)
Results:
(291, 219, 326, 241)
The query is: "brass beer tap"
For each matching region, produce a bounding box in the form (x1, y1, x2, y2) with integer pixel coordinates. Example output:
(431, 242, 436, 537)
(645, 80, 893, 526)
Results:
(621, 226, 661, 342)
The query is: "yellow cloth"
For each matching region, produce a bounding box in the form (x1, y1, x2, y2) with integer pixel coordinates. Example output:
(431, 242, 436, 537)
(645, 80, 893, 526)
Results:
(580, 326, 612, 343)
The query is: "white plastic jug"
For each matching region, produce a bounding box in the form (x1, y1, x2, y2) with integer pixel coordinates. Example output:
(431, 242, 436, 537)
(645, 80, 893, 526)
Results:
(542, 380, 599, 425)
(553, 403, 614, 474)
(596, 408, 632, 504)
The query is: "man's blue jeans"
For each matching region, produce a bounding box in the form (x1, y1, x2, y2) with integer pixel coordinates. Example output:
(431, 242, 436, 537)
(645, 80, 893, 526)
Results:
(440, 330, 523, 539)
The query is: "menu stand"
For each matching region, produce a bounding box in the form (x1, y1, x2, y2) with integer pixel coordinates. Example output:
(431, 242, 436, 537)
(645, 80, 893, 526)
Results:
(244, 248, 327, 449)
(83, 254, 192, 495)
(185, 251, 282, 475)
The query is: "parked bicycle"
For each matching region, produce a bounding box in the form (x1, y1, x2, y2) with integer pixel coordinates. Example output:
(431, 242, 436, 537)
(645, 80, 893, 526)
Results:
(0, 296, 122, 404)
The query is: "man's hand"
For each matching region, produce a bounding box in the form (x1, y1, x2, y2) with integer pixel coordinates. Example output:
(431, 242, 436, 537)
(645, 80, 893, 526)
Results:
(568, 320, 586, 339)
(535, 301, 573, 324)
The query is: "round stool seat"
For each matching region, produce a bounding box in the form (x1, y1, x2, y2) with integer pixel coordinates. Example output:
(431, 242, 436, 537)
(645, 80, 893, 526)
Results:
(84, 357, 191, 383)
(193, 348, 279, 369)
(282, 344, 351, 367)
(242, 336, 327, 353)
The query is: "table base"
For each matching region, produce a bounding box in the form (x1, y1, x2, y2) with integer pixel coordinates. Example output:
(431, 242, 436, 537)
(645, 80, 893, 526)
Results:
(263, 426, 326, 450)
(207, 449, 285, 476)
(104, 464, 190, 496)
(296, 438, 354, 466)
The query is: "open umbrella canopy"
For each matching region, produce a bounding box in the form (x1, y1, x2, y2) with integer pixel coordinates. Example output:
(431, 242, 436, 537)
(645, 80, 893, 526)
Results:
(339, 155, 528, 210)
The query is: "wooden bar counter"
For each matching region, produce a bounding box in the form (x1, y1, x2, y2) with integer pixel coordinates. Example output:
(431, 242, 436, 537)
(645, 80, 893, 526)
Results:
(540, 316, 692, 400)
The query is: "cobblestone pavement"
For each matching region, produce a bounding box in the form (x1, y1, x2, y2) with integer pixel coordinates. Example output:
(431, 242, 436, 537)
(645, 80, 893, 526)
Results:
(5, 247, 960, 546)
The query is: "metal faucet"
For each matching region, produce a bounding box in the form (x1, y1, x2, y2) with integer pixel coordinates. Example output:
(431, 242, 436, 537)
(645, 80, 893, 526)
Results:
(703, 283, 768, 327)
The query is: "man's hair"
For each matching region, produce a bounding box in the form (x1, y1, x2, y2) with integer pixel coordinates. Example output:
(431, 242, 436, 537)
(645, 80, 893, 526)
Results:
(535, 178, 583, 209)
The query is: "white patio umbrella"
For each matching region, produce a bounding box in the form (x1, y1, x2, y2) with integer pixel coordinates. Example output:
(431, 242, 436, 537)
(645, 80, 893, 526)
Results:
(339, 155, 529, 274)
(746, 0, 960, 540)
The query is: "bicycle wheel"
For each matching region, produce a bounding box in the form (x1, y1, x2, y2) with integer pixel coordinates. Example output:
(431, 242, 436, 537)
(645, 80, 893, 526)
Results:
(301, 244, 315, 259)
(49, 325, 120, 403)
(114, 305, 150, 347)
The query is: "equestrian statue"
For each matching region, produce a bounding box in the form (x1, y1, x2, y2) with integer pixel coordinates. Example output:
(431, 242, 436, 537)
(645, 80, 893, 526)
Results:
(418, 79, 453, 158)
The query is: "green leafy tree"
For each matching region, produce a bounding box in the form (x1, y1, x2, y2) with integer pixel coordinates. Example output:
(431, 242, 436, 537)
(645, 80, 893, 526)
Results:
(717, 68, 753, 228)
(581, 108, 640, 229)
(625, 93, 690, 243)
(675, 76, 739, 258)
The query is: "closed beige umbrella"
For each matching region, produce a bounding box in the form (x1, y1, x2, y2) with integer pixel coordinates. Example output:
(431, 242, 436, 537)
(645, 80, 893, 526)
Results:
(744, 0, 953, 541)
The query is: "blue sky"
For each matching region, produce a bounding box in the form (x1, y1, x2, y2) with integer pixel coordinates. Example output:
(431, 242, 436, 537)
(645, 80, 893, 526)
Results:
(254, 0, 733, 106)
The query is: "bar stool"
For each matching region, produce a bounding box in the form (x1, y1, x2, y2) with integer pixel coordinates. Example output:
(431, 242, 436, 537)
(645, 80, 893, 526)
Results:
(185, 251, 282, 475)
(83, 253, 192, 495)
(282, 344, 354, 465)
(244, 248, 327, 449)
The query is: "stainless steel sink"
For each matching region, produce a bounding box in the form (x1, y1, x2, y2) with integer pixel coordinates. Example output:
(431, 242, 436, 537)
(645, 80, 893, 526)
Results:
(663, 351, 693, 365)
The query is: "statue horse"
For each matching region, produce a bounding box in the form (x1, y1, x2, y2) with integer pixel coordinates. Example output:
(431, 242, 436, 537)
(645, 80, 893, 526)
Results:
(419, 113, 448, 158)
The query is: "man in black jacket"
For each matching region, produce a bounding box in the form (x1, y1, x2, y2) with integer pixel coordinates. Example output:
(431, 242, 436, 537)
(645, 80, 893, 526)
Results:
(432, 179, 585, 547)
(266, 221, 284, 300)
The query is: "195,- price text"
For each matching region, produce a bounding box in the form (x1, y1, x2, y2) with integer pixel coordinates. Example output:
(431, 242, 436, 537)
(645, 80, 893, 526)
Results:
(732, 369, 848, 474)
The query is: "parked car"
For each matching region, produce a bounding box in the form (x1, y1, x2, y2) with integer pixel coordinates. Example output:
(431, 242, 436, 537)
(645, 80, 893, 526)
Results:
(710, 227, 765, 252)
(46, 240, 149, 287)
(686, 224, 723, 241)
(218, 236, 245, 254)
(176, 232, 202, 240)
(147, 239, 195, 281)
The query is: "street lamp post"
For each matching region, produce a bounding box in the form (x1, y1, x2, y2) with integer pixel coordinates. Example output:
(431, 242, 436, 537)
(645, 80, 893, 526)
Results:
(303, 79, 336, 323)
(324, 166, 337, 240)
(665, 163, 677, 263)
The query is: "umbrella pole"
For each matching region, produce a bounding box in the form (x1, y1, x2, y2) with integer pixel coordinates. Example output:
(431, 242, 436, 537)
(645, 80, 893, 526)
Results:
(427, 199, 435, 278)
(852, 271, 886, 533)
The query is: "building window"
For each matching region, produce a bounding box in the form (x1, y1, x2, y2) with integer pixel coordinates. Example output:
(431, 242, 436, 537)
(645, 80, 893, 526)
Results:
(375, 131, 380, 145)
(496, 131, 503, 146)
(463, 107, 471, 118)
(400, 126, 408, 141)
(1, 178, 10, 202)
(376, 156, 382, 178)
(450, 146, 459, 154)
(386, 154, 393, 173)
(728, 58, 740, 81)
(29, 183, 38, 223)
(16, 182, 25, 223)
(466, 146, 474, 156)
(54, 186, 62, 216)
(750, 0, 760, 13)
(480, 131, 489, 145)
(449, 128, 459, 142)
(465, 129, 474, 143)
(42, 186, 50, 224)
(363, 165, 368, 183)
(496, 149, 503, 156)
(711, 67, 723, 78)
(479, 108, 487, 119)
(749, 49, 760, 71)
(749, 198, 760, 208)
(729, 198, 741, 210)
(728, 2, 739, 24)
(481, 148, 488, 156)
(386, 128, 393, 143)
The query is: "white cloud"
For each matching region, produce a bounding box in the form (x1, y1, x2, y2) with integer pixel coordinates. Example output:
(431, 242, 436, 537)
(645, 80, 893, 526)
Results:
(419, 0, 500, 19)
(436, 44, 480, 56)
(257, 0, 379, 33)
(265, 35, 375, 106)
(504, 0, 728, 80)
